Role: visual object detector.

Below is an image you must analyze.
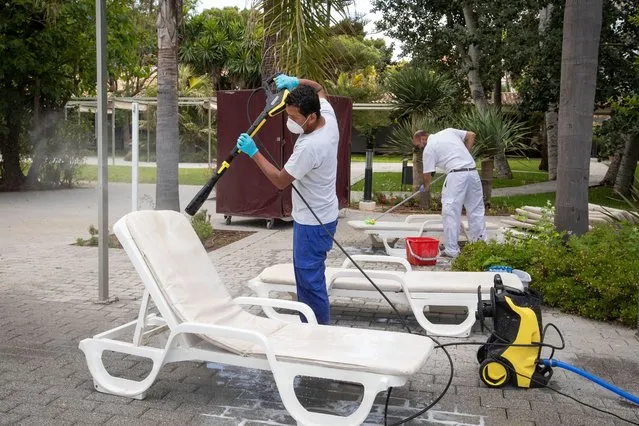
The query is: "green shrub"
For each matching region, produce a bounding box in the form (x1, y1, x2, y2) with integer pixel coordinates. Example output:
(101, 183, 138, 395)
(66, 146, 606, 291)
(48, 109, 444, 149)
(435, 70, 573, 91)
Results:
(191, 210, 213, 243)
(453, 220, 639, 327)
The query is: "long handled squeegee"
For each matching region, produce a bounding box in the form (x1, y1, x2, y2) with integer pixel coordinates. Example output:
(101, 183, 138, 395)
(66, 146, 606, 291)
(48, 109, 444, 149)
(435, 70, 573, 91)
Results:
(185, 73, 289, 216)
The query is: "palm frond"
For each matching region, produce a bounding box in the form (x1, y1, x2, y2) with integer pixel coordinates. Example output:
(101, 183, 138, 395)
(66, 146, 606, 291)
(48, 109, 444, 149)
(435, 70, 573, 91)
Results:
(249, 0, 350, 82)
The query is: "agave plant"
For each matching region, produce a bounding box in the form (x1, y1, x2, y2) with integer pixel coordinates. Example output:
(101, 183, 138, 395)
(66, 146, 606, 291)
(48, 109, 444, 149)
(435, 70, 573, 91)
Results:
(377, 114, 447, 159)
(456, 107, 530, 203)
(384, 66, 459, 120)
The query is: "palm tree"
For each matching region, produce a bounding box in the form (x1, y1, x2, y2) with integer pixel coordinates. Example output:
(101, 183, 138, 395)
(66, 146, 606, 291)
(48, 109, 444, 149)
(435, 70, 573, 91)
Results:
(554, 0, 603, 235)
(155, 0, 182, 211)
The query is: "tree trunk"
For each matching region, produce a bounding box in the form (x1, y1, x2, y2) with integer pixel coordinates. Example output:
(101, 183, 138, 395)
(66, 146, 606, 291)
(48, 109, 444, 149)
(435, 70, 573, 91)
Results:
(0, 110, 26, 190)
(412, 150, 430, 209)
(538, 118, 549, 171)
(260, 0, 280, 82)
(491, 77, 513, 179)
(480, 158, 493, 206)
(494, 152, 512, 179)
(613, 133, 639, 196)
(493, 79, 502, 110)
(600, 145, 623, 186)
(25, 79, 43, 187)
(545, 108, 558, 180)
(539, 4, 555, 176)
(461, 0, 488, 111)
(555, 0, 603, 236)
(155, 0, 181, 211)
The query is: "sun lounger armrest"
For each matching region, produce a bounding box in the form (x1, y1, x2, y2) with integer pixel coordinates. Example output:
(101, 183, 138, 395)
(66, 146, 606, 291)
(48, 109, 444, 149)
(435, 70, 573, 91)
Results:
(405, 215, 439, 224)
(233, 297, 318, 325)
(329, 270, 411, 294)
(171, 322, 278, 365)
(341, 255, 412, 272)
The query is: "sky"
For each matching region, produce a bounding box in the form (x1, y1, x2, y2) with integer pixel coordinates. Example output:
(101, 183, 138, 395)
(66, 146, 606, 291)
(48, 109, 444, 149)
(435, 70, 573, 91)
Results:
(194, 0, 404, 60)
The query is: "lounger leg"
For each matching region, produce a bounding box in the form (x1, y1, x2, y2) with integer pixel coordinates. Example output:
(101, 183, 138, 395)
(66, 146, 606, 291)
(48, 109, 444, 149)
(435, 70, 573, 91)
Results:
(273, 366, 394, 426)
(79, 338, 166, 400)
(410, 300, 478, 338)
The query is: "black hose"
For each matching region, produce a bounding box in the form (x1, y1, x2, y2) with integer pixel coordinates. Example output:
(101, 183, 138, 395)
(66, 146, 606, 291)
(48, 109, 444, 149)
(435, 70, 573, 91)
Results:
(245, 99, 459, 424)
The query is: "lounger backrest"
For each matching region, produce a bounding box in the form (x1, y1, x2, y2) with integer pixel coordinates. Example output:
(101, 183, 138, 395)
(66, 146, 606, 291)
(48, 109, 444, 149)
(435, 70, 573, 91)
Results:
(122, 210, 244, 326)
(116, 210, 287, 356)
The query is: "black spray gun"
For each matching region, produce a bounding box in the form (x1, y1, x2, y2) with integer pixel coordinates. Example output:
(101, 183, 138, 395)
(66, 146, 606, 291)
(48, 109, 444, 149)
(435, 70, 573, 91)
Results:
(185, 72, 289, 216)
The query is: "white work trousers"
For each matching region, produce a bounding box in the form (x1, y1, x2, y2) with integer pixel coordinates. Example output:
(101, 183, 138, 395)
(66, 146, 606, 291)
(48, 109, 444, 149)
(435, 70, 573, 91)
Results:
(441, 170, 487, 256)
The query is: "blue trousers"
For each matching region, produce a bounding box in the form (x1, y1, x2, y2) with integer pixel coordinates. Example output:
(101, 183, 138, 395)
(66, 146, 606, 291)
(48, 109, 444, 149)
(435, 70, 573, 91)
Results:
(293, 220, 337, 325)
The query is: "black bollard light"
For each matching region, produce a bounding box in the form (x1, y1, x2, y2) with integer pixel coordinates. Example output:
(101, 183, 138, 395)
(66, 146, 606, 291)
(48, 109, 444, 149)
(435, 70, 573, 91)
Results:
(363, 148, 373, 201)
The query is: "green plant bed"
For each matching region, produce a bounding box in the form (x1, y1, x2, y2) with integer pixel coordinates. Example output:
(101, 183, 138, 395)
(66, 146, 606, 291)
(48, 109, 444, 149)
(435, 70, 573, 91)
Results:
(351, 170, 548, 192)
(76, 165, 212, 185)
(452, 218, 639, 327)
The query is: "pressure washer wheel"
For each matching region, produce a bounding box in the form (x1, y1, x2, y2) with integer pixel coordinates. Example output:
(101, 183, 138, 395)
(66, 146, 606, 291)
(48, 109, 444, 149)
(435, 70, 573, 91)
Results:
(266, 219, 275, 229)
(479, 359, 510, 388)
(224, 215, 232, 225)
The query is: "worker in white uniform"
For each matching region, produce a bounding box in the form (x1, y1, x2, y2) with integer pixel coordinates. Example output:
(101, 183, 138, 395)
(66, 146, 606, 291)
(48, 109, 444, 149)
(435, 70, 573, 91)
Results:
(412, 128, 487, 258)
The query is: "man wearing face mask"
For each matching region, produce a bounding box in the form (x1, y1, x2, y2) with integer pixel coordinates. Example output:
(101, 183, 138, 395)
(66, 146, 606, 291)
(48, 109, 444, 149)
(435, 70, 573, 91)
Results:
(235, 74, 339, 325)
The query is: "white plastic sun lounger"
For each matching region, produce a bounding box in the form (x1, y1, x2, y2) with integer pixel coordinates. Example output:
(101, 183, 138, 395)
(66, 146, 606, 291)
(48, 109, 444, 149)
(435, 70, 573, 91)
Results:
(79, 211, 434, 426)
(347, 215, 501, 257)
(248, 255, 525, 338)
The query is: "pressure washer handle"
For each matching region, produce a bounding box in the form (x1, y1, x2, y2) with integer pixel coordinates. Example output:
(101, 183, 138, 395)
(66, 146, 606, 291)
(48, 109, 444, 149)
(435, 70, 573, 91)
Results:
(263, 72, 283, 96)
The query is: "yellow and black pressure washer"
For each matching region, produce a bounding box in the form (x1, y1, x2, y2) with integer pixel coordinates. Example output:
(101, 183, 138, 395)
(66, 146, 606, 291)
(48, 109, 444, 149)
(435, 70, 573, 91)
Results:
(475, 275, 554, 389)
(185, 73, 289, 216)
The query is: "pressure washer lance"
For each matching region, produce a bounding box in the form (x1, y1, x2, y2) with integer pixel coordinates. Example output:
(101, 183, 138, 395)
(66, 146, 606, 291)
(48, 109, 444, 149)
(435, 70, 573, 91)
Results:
(364, 173, 445, 225)
(185, 72, 289, 216)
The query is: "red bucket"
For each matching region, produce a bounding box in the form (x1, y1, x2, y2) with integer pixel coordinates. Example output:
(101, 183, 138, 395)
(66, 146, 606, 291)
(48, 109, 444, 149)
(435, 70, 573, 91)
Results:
(405, 237, 439, 266)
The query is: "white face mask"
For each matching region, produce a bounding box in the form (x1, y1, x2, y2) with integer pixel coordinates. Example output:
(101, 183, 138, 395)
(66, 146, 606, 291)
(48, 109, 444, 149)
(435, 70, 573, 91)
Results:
(286, 116, 310, 135)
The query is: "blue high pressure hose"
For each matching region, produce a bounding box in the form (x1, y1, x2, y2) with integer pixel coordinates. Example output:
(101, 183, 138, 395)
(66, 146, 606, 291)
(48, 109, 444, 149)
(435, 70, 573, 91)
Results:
(541, 359, 639, 405)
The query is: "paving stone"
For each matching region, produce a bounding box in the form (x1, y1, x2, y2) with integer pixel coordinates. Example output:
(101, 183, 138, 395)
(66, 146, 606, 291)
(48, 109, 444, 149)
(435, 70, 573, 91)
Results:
(507, 407, 560, 424)
(103, 415, 161, 426)
(0, 413, 25, 425)
(51, 396, 99, 411)
(16, 416, 75, 426)
(10, 403, 67, 418)
(4, 391, 60, 406)
(0, 400, 19, 413)
(55, 409, 113, 425)
(190, 415, 248, 426)
(559, 412, 617, 426)
(140, 408, 197, 423)
(481, 394, 531, 410)
(94, 401, 150, 417)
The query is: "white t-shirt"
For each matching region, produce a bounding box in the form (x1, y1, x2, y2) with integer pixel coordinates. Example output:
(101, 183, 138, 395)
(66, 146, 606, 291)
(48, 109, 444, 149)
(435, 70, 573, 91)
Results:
(422, 128, 476, 174)
(284, 99, 339, 225)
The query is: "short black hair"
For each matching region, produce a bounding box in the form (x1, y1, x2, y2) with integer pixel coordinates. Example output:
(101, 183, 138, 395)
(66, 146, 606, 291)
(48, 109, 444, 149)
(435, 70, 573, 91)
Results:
(285, 84, 321, 118)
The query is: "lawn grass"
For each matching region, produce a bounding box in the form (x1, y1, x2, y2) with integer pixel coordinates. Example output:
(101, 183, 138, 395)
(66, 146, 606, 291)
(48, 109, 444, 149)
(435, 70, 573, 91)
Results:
(351, 170, 548, 192)
(491, 186, 634, 211)
(351, 155, 544, 172)
(76, 164, 212, 185)
(351, 154, 405, 163)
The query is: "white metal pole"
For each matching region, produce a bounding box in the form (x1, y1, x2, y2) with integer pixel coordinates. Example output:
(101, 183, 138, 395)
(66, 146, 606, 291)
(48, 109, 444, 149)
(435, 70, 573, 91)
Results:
(111, 106, 116, 165)
(96, 0, 109, 301)
(147, 109, 150, 162)
(132, 102, 139, 212)
(208, 103, 212, 167)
